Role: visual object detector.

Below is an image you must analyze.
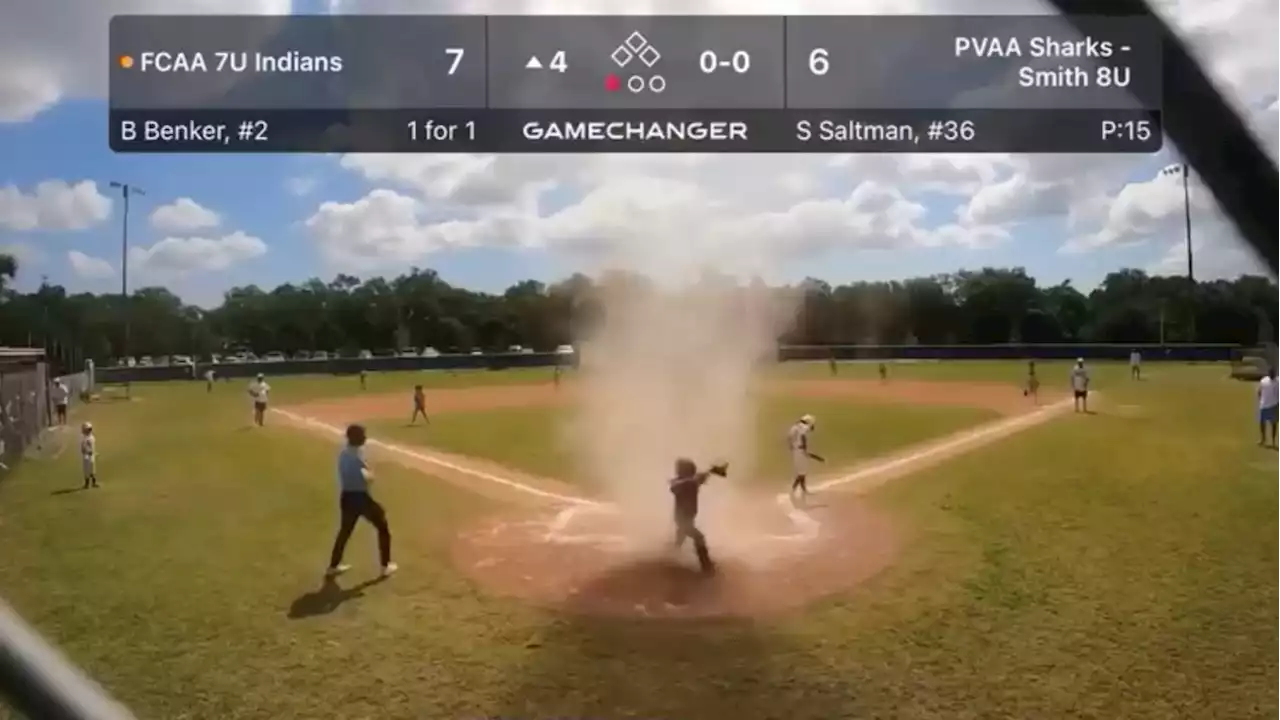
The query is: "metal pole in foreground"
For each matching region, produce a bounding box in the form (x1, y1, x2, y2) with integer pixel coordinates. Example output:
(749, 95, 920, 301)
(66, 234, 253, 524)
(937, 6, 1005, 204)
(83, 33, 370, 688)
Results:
(0, 598, 138, 720)
(108, 182, 143, 397)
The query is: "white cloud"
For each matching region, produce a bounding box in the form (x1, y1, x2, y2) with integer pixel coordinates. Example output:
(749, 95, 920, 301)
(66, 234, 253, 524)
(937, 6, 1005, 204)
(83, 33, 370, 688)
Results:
(67, 250, 114, 279)
(149, 198, 221, 233)
(128, 232, 267, 276)
(0, 0, 292, 122)
(0, 180, 112, 231)
(0, 242, 44, 270)
(1148, 235, 1271, 281)
(312, 0, 1275, 278)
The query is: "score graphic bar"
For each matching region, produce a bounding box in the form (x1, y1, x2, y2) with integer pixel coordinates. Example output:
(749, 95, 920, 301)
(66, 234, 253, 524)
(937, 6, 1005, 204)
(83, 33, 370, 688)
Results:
(109, 108, 1162, 154)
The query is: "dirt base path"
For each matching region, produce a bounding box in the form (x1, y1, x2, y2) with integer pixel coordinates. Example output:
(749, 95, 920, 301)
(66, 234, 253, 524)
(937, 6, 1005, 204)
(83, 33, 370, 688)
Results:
(279, 379, 1075, 619)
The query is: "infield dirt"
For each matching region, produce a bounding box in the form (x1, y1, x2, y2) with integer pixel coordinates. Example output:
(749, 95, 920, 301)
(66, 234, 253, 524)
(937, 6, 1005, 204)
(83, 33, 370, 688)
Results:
(281, 379, 1065, 619)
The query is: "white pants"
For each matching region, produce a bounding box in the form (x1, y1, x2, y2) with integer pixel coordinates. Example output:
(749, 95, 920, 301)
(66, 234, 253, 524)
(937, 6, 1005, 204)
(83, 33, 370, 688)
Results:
(82, 457, 95, 477)
(791, 451, 809, 477)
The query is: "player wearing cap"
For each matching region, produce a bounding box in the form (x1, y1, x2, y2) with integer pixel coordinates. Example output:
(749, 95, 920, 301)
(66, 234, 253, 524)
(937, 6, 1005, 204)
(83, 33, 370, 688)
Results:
(80, 422, 98, 489)
(788, 414, 825, 503)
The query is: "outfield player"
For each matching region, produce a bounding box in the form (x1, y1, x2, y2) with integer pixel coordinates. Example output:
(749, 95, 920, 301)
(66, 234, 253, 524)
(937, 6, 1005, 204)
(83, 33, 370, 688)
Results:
(553, 363, 562, 389)
(1070, 358, 1091, 413)
(669, 458, 728, 576)
(788, 414, 825, 503)
(80, 421, 98, 489)
(248, 373, 270, 426)
(1024, 360, 1040, 402)
(1129, 349, 1142, 380)
(828, 355, 838, 377)
(205, 368, 216, 392)
(327, 424, 397, 578)
(359, 368, 368, 391)
(1257, 367, 1278, 448)
(410, 384, 429, 425)
(878, 362, 888, 382)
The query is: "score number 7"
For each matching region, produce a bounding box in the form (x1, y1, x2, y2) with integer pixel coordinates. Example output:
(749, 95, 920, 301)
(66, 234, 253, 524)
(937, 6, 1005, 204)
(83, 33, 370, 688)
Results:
(446, 48, 465, 74)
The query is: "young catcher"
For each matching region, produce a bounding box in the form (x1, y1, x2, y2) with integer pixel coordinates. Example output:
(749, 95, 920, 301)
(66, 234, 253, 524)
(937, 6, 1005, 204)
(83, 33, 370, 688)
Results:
(327, 424, 397, 578)
(788, 414, 825, 503)
(80, 421, 98, 489)
(248, 373, 270, 426)
(669, 457, 729, 576)
(410, 384, 429, 425)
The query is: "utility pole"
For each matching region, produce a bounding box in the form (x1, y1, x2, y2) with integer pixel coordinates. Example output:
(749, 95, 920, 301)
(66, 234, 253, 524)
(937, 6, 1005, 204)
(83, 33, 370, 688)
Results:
(109, 182, 144, 396)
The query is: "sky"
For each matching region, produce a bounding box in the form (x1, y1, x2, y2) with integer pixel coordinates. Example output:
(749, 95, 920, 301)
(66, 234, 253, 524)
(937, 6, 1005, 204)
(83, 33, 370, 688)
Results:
(0, 0, 1275, 308)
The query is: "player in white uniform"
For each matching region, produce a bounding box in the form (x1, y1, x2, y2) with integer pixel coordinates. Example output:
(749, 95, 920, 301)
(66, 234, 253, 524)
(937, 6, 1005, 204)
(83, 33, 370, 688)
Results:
(1257, 368, 1278, 447)
(787, 414, 825, 503)
(80, 421, 98, 489)
(1070, 359, 1091, 413)
(248, 373, 271, 426)
(1129, 350, 1142, 380)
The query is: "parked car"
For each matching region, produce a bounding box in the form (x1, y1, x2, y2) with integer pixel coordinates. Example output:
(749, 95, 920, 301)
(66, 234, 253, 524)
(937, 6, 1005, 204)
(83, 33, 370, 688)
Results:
(398, 348, 419, 358)
(555, 344, 575, 355)
(172, 355, 193, 366)
(520, 347, 534, 354)
(311, 350, 329, 361)
(292, 351, 311, 361)
(469, 348, 483, 356)
(507, 344, 524, 353)
(358, 349, 373, 359)
(420, 347, 441, 358)
(138, 356, 154, 366)
(263, 351, 286, 362)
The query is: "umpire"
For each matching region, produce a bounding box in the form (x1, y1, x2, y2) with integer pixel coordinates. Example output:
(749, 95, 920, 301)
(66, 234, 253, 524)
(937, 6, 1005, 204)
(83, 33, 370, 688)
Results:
(669, 457, 728, 576)
(326, 424, 397, 579)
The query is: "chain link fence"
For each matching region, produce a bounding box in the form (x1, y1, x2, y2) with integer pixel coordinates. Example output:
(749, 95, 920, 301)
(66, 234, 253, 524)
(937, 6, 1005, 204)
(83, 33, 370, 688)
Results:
(0, 349, 50, 477)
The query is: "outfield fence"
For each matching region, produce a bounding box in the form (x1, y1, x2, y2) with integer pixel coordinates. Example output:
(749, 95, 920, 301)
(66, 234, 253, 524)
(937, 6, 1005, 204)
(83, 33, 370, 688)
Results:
(781, 343, 1245, 363)
(0, 348, 50, 477)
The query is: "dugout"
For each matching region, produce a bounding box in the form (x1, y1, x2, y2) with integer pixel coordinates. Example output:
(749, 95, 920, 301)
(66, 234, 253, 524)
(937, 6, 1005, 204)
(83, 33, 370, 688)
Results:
(0, 347, 50, 477)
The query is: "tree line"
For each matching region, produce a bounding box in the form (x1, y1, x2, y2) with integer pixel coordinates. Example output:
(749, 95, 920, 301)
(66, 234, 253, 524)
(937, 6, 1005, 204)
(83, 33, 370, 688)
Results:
(0, 252, 1274, 372)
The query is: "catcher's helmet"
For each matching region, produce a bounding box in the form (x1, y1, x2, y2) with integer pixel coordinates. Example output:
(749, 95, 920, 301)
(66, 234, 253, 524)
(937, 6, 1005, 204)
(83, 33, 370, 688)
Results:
(674, 457, 697, 477)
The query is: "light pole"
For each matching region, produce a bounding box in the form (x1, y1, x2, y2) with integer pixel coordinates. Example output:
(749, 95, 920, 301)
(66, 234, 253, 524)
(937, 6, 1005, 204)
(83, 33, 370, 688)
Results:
(1161, 163, 1195, 340)
(108, 182, 144, 391)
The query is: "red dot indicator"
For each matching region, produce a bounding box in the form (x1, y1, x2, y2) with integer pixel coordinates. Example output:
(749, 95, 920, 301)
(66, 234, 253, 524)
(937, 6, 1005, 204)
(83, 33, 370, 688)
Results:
(604, 73, 622, 92)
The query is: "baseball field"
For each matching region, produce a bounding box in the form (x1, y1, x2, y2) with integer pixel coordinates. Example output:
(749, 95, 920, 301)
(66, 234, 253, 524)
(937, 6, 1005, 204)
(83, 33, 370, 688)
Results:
(0, 360, 1274, 719)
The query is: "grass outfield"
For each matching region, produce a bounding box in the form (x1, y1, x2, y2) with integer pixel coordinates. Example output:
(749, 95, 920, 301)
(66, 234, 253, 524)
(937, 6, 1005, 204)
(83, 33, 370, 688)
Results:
(367, 396, 999, 488)
(0, 362, 1273, 719)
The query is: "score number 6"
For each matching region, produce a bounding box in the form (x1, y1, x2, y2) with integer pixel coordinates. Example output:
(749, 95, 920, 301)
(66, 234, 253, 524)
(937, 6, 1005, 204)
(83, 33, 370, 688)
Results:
(808, 48, 829, 75)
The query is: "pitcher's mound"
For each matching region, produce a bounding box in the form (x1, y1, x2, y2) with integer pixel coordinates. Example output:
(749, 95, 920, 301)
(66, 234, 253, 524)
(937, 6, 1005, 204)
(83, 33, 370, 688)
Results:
(452, 497, 899, 619)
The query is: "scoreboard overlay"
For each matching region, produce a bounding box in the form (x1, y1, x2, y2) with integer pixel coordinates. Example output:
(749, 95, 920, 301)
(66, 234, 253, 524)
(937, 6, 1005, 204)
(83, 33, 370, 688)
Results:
(109, 14, 1164, 154)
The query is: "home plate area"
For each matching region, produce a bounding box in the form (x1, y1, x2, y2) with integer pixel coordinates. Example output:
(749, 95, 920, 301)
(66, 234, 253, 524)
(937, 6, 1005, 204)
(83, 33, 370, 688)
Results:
(452, 492, 900, 619)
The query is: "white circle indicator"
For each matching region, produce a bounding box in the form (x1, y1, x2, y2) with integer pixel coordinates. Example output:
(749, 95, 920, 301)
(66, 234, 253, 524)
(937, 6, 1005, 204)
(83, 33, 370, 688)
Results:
(627, 75, 645, 93)
(648, 75, 666, 93)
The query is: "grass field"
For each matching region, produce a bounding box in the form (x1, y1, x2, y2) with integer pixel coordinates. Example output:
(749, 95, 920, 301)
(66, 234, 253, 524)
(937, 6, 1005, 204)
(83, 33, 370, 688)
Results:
(0, 360, 1274, 719)
(368, 396, 998, 489)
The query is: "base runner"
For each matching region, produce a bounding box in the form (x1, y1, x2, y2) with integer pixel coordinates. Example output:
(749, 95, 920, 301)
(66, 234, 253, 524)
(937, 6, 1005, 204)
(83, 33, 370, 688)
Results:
(788, 414, 825, 503)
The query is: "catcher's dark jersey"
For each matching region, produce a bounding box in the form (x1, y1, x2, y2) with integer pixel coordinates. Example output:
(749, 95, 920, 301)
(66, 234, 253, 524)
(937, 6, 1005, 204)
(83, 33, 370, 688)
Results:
(669, 474, 708, 520)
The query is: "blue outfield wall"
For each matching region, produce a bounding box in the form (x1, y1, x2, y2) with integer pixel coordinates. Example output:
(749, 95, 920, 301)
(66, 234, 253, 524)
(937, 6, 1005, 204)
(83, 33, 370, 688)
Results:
(94, 352, 577, 384)
(782, 343, 1243, 363)
(92, 344, 1245, 385)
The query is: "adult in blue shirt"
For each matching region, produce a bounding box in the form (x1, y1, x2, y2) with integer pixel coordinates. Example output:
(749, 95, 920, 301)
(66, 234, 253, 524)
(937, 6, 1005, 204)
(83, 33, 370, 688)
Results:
(326, 424, 397, 578)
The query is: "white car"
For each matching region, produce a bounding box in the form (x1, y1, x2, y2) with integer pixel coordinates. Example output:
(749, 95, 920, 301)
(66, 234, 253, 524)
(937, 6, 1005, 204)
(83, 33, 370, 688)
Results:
(311, 350, 329, 361)
(172, 355, 193, 366)
(470, 348, 483, 356)
(555, 344, 575, 355)
(263, 351, 286, 362)
(358, 350, 373, 359)
(421, 347, 441, 358)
